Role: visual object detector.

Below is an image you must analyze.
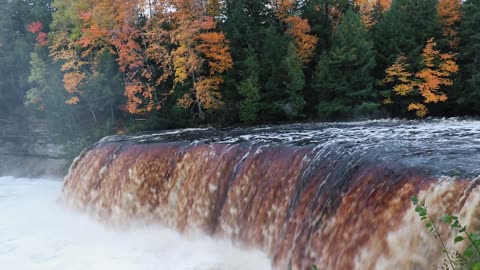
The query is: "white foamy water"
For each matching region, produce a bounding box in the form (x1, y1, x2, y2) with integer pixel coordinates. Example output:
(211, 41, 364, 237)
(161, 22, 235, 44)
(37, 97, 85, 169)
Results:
(0, 176, 272, 270)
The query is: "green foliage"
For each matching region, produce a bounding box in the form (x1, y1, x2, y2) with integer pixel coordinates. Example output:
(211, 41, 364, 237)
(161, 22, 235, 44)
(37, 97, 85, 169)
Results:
(456, 0, 480, 114)
(412, 196, 480, 270)
(313, 9, 377, 119)
(1, 0, 480, 150)
(238, 52, 261, 123)
(25, 52, 49, 110)
(374, 0, 441, 70)
(281, 43, 306, 119)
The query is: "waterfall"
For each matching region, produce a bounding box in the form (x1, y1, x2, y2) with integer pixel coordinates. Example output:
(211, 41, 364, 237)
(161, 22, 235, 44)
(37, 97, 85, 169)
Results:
(62, 120, 480, 269)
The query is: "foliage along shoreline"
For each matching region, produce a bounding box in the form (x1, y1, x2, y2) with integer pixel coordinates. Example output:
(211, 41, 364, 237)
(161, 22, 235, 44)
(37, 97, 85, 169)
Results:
(1, 0, 479, 151)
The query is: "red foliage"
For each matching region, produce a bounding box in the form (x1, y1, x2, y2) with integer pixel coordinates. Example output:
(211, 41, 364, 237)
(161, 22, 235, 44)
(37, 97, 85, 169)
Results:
(27, 21, 43, 34)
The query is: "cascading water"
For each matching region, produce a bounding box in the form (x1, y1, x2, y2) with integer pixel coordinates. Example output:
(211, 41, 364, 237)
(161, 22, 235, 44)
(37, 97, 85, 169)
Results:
(62, 119, 480, 269)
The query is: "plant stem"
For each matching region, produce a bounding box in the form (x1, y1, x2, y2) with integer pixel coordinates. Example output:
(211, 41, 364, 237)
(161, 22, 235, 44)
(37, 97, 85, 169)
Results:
(428, 211, 456, 270)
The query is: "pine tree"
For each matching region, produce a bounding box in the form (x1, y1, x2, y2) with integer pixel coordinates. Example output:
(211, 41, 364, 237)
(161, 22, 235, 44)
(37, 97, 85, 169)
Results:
(374, 0, 441, 71)
(221, 0, 262, 124)
(237, 51, 261, 123)
(259, 25, 290, 121)
(456, 0, 480, 113)
(313, 9, 377, 119)
(281, 43, 305, 119)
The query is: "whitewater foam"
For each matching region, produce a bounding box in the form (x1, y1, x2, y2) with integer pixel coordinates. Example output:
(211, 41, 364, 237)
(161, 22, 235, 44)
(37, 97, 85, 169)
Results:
(0, 176, 272, 270)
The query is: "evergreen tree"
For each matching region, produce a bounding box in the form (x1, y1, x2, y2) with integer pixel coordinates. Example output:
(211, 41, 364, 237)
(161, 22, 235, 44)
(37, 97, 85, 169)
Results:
(221, 0, 261, 124)
(374, 0, 441, 71)
(81, 50, 124, 124)
(281, 43, 306, 119)
(456, 0, 480, 113)
(373, 0, 442, 116)
(313, 9, 377, 119)
(259, 25, 290, 121)
(238, 51, 261, 123)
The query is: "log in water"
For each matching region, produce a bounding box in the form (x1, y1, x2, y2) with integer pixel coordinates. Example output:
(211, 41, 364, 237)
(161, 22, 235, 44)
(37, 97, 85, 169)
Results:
(63, 119, 480, 269)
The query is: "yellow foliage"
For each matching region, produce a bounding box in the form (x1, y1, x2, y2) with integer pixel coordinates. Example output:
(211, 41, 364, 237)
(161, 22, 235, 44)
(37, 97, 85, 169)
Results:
(407, 103, 428, 118)
(65, 96, 80, 105)
(173, 45, 189, 84)
(353, 0, 392, 27)
(383, 54, 416, 96)
(437, 0, 462, 48)
(382, 96, 393, 105)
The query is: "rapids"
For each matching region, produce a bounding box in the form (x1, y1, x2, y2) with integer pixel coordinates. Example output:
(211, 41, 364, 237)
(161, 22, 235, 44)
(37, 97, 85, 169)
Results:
(62, 119, 480, 269)
(0, 176, 272, 270)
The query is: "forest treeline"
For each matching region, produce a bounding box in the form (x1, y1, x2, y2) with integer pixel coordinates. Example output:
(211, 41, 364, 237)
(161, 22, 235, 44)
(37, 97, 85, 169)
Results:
(0, 0, 479, 145)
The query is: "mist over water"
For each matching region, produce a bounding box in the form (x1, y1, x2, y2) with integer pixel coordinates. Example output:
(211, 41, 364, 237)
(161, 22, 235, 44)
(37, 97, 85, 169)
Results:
(0, 177, 272, 270)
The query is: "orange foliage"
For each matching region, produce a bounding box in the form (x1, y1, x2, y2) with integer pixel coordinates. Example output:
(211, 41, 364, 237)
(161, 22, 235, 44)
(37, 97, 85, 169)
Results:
(353, 0, 392, 27)
(437, 0, 462, 48)
(63, 72, 86, 93)
(383, 38, 459, 117)
(284, 16, 317, 64)
(270, 0, 296, 19)
(143, 0, 233, 116)
(269, 1, 317, 64)
(415, 38, 458, 104)
(65, 96, 80, 105)
(50, 33, 87, 101)
(50, 0, 233, 114)
(196, 32, 234, 74)
(407, 103, 428, 118)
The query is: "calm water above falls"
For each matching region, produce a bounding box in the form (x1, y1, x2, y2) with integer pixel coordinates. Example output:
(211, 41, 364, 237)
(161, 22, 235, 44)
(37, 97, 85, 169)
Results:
(0, 177, 271, 270)
(25, 119, 480, 269)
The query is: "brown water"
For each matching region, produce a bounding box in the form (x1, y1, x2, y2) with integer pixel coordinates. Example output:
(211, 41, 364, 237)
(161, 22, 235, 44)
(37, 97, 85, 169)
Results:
(62, 119, 480, 269)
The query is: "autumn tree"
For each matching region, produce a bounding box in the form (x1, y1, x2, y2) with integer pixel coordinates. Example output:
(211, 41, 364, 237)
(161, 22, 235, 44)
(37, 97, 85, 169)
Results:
(272, 0, 317, 64)
(353, 0, 392, 27)
(437, 0, 462, 49)
(143, 0, 233, 119)
(384, 38, 459, 117)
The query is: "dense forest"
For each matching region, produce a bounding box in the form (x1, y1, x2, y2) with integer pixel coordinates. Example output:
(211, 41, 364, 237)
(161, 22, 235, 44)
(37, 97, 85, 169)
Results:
(0, 0, 479, 148)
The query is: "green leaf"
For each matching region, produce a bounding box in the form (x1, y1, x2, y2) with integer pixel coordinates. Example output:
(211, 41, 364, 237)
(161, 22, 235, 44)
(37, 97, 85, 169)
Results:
(312, 265, 318, 270)
(411, 196, 419, 205)
(441, 214, 453, 224)
(451, 221, 461, 228)
(472, 262, 480, 270)
(454, 236, 464, 243)
(426, 221, 432, 228)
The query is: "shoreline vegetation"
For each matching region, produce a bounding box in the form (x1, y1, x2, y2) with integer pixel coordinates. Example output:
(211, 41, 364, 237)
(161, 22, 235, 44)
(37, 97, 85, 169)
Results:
(0, 0, 479, 156)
